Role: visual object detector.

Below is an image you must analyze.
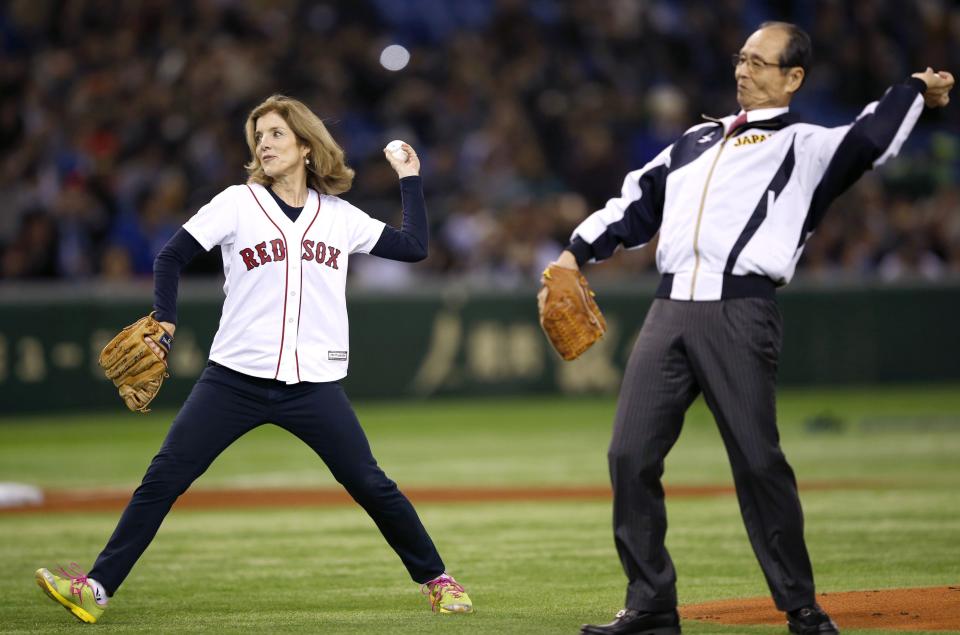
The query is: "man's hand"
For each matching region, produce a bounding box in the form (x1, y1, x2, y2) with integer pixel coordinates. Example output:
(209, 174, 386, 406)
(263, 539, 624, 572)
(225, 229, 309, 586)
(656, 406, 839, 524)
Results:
(912, 68, 954, 108)
(536, 253, 607, 361)
(538, 251, 579, 314)
(552, 250, 579, 270)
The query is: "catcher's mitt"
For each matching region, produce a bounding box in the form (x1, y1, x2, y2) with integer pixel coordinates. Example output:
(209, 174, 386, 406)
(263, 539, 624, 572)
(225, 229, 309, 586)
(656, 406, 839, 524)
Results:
(98, 313, 174, 413)
(537, 264, 607, 361)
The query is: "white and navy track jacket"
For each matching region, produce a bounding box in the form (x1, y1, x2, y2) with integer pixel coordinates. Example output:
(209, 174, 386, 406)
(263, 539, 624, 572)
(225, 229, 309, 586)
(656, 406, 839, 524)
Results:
(568, 78, 927, 300)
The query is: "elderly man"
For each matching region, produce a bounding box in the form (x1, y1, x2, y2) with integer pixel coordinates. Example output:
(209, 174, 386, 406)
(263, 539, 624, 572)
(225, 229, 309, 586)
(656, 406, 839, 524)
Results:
(560, 21, 953, 635)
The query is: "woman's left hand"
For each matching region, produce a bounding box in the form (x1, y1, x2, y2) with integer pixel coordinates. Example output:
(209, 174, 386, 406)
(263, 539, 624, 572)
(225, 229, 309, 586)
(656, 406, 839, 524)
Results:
(384, 142, 420, 178)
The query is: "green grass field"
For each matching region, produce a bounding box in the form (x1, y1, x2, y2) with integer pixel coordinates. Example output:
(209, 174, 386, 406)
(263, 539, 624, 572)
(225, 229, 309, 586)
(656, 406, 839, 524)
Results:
(1, 385, 959, 634)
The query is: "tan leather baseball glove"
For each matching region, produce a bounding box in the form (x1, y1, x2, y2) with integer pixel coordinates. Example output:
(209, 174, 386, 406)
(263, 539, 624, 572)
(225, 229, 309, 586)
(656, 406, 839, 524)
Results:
(98, 313, 174, 413)
(537, 264, 607, 361)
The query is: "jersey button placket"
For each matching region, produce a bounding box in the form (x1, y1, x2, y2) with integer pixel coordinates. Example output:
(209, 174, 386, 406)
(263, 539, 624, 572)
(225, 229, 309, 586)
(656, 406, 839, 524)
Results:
(274, 245, 299, 380)
(288, 254, 302, 377)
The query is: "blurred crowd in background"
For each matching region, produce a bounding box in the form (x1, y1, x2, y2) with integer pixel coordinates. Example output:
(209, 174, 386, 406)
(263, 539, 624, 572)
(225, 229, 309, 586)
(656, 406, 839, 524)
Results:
(1, 0, 958, 287)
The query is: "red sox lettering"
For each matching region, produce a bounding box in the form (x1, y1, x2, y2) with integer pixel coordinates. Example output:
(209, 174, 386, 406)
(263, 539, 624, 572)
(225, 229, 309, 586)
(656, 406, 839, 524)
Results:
(302, 240, 341, 269)
(239, 239, 341, 271)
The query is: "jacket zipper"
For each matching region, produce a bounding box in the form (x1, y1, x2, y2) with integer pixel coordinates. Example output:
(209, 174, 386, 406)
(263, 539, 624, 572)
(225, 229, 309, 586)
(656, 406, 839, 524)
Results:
(689, 126, 732, 299)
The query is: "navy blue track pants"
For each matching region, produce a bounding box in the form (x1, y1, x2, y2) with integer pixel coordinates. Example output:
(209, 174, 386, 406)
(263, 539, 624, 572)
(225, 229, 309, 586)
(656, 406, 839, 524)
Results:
(89, 362, 445, 594)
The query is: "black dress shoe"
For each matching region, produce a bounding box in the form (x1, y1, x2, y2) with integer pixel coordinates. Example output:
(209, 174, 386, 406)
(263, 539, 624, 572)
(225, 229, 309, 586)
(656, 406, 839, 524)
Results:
(787, 604, 839, 634)
(580, 608, 681, 635)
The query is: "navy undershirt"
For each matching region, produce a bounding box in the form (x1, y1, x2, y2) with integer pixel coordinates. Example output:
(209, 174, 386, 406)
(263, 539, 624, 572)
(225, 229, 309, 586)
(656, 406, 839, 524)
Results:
(266, 186, 304, 222)
(153, 176, 428, 324)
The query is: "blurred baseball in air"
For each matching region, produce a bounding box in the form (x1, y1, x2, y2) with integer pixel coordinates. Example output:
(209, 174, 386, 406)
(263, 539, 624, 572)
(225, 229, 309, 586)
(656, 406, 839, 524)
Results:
(385, 140, 409, 162)
(379, 44, 410, 71)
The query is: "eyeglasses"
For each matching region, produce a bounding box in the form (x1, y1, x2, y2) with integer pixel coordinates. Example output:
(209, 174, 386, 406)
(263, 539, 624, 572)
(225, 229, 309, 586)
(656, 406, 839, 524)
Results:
(732, 53, 788, 72)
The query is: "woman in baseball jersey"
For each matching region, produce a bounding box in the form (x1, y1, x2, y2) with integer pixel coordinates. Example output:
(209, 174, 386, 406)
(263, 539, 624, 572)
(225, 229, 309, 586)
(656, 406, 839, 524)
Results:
(35, 95, 472, 624)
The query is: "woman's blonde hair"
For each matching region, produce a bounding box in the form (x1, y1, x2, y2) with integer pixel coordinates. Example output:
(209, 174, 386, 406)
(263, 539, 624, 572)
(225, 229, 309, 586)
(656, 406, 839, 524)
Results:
(244, 95, 354, 195)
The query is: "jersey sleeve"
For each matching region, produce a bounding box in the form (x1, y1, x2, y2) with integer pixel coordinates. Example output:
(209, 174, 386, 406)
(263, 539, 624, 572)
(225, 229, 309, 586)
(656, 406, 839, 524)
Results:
(568, 143, 673, 265)
(795, 77, 925, 243)
(182, 186, 240, 250)
(341, 199, 388, 255)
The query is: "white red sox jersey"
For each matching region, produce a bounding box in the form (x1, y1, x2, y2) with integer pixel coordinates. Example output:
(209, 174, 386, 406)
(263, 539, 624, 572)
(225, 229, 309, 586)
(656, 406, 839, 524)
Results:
(568, 78, 927, 300)
(183, 182, 385, 383)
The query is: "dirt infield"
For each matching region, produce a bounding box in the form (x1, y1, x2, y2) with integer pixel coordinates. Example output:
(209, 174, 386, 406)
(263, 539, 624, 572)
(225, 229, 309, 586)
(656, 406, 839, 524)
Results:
(681, 586, 960, 631)
(0, 480, 875, 514)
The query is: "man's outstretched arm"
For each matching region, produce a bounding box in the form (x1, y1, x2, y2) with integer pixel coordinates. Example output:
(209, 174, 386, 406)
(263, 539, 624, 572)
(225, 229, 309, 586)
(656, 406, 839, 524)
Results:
(799, 68, 953, 241)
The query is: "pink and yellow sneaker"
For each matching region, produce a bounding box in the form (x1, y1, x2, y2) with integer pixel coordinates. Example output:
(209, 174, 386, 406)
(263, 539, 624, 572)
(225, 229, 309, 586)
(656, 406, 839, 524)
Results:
(35, 563, 106, 624)
(423, 573, 473, 614)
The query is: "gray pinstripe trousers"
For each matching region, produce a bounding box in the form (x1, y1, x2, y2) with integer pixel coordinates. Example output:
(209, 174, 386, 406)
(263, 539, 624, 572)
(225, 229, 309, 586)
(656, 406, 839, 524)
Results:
(609, 298, 815, 613)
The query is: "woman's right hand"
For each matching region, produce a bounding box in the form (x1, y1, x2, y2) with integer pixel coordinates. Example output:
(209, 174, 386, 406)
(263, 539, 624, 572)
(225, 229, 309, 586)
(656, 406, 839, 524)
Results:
(384, 142, 420, 178)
